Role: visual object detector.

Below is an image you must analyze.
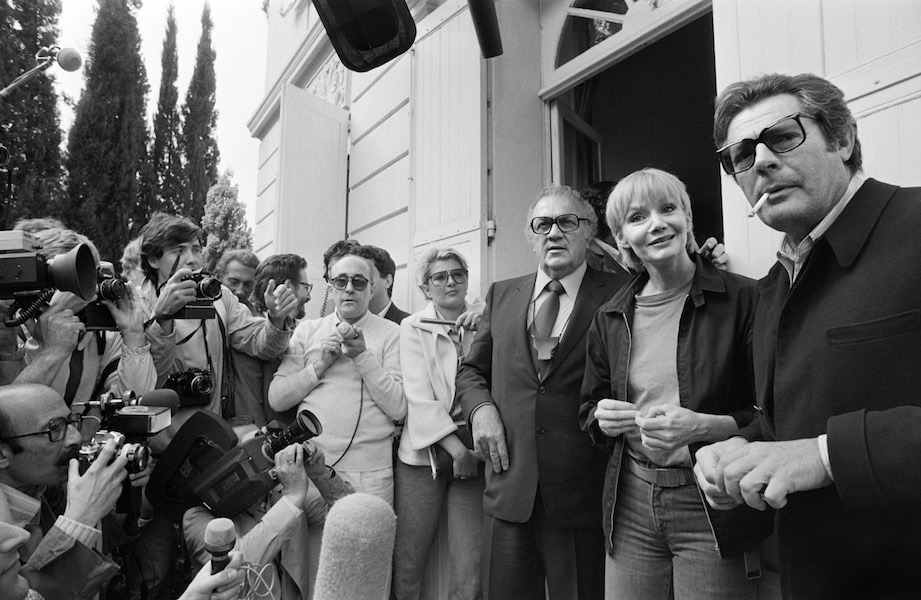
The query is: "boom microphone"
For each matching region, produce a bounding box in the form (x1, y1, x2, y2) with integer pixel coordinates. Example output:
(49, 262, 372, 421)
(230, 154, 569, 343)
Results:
(0, 45, 83, 99)
(204, 518, 237, 574)
(45, 47, 82, 72)
(313, 493, 396, 600)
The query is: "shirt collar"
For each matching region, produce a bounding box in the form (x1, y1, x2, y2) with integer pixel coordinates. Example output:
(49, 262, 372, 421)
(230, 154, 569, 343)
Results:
(376, 301, 393, 318)
(533, 260, 587, 301)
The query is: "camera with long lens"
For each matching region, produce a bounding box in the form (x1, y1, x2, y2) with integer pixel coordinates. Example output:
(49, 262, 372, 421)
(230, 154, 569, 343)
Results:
(171, 270, 222, 320)
(77, 261, 127, 331)
(78, 430, 150, 475)
(192, 409, 323, 517)
(164, 368, 213, 407)
(0, 232, 97, 327)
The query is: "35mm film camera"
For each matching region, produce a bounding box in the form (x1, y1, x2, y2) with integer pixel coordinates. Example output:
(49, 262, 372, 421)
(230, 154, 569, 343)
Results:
(77, 261, 128, 331)
(78, 430, 150, 475)
(164, 368, 213, 407)
(172, 271, 222, 320)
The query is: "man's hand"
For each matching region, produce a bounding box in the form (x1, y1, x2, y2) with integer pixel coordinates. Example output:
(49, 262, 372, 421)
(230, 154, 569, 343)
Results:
(275, 442, 310, 507)
(178, 551, 245, 600)
(594, 398, 639, 438)
(36, 306, 85, 357)
(101, 281, 146, 347)
(715, 438, 833, 511)
(264, 279, 299, 328)
(471, 404, 509, 473)
(313, 334, 342, 378)
(64, 439, 128, 525)
(303, 442, 328, 481)
(340, 326, 366, 359)
(152, 268, 198, 322)
(694, 436, 749, 510)
(699, 237, 729, 271)
(128, 459, 153, 489)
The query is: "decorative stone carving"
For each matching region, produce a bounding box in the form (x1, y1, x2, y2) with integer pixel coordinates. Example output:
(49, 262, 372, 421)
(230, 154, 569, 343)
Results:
(307, 57, 347, 108)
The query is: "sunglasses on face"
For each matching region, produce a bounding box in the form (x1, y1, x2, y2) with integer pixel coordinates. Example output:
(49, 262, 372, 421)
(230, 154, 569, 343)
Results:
(2, 413, 82, 443)
(530, 213, 590, 235)
(330, 275, 369, 291)
(427, 269, 468, 287)
(717, 113, 815, 175)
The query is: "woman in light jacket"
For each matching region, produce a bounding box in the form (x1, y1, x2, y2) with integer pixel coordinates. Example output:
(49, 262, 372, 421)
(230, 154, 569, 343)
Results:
(579, 169, 772, 600)
(392, 247, 484, 600)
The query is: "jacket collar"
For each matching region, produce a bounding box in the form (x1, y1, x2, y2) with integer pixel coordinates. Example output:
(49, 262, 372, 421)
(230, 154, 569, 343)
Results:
(604, 253, 723, 314)
(407, 301, 465, 336)
(821, 178, 898, 268)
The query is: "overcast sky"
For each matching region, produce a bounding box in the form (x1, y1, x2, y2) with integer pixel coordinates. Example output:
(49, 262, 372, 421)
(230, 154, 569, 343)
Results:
(55, 0, 268, 228)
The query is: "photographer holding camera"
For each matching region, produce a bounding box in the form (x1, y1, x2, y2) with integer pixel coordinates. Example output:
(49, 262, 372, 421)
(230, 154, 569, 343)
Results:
(183, 428, 352, 599)
(0, 384, 131, 600)
(11, 227, 158, 405)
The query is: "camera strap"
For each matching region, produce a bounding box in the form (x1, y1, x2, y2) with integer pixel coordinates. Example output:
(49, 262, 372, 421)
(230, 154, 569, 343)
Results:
(215, 312, 236, 419)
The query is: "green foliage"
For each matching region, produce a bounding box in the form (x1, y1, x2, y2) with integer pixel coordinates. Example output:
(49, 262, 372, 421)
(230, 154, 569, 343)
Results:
(65, 0, 150, 262)
(202, 171, 252, 271)
(180, 2, 219, 225)
(0, 0, 66, 226)
(151, 3, 183, 214)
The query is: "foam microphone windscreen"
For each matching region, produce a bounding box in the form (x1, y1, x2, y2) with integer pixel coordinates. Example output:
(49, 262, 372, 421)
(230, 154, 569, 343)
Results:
(313, 493, 396, 600)
(139, 389, 180, 415)
(56, 48, 82, 72)
(204, 517, 237, 574)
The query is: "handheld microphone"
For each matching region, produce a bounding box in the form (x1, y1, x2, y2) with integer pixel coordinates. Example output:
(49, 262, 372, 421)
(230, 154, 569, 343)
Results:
(313, 493, 396, 600)
(336, 321, 358, 339)
(203, 518, 236, 574)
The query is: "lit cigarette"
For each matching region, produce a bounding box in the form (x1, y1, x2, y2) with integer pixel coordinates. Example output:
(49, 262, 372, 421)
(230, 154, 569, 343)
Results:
(748, 192, 770, 218)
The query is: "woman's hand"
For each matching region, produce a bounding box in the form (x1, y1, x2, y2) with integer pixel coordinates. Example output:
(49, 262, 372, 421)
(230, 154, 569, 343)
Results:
(594, 398, 639, 438)
(635, 405, 738, 450)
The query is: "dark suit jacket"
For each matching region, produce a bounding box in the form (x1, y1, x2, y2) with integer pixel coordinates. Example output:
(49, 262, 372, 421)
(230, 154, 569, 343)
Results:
(383, 302, 410, 324)
(457, 265, 629, 528)
(745, 179, 921, 598)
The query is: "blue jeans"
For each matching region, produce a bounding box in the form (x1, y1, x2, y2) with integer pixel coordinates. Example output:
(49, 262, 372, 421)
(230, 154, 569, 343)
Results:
(392, 460, 484, 600)
(605, 467, 757, 600)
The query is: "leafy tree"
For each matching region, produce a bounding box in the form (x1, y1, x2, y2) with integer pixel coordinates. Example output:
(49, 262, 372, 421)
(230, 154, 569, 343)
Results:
(65, 0, 150, 261)
(202, 171, 252, 271)
(151, 3, 183, 214)
(181, 2, 219, 224)
(0, 0, 66, 227)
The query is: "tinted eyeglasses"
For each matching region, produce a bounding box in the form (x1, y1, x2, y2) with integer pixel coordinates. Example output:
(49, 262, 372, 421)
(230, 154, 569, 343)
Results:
(330, 275, 369, 291)
(427, 269, 468, 287)
(717, 113, 815, 175)
(530, 214, 590, 235)
(2, 413, 82, 443)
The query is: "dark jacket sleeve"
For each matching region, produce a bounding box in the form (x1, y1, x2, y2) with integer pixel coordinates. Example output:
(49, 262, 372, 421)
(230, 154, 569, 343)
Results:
(457, 283, 497, 423)
(579, 309, 615, 449)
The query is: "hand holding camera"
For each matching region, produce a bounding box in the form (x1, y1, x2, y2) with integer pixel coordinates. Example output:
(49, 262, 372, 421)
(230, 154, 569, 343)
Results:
(274, 442, 310, 507)
(152, 268, 198, 326)
(36, 305, 85, 358)
(65, 437, 129, 526)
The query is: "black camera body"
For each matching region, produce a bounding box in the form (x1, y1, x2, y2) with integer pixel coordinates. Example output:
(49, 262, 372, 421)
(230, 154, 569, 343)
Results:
(78, 261, 127, 331)
(164, 368, 213, 407)
(172, 271, 222, 320)
(192, 410, 323, 517)
(78, 430, 150, 475)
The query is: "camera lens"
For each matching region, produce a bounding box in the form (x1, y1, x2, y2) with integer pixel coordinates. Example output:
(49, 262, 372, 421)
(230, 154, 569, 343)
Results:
(265, 410, 323, 458)
(97, 278, 126, 301)
(190, 373, 213, 397)
(196, 276, 222, 300)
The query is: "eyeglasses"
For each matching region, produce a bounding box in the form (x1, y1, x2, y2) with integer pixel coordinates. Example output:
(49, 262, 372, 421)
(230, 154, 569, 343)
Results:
(298, 281, 314, 294)
(427, 269, 468, 287)
(530, 214, 590, 235)
(330, 275, 369, 291)
(2, 413, 82, 443)
(717, 113, 815, 175)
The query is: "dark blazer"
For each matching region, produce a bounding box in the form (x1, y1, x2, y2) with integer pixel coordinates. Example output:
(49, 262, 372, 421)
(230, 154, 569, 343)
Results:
(383, 302, 410, 324)
(457, 265, 629, 528)
(745, 179, 921, 598)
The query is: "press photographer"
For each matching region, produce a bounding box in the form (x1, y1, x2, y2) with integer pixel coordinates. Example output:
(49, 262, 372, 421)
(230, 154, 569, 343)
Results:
(11, 227, 158, 406)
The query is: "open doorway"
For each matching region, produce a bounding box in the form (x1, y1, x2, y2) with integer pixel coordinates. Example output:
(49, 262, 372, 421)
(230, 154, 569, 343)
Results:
(555, 12, 722, 243)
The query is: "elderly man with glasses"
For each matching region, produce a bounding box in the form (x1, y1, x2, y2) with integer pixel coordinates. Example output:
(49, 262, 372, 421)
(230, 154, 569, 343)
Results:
(0, 384, 126, 600)
(456, 186, 630, 599)
(269, 253, 404, 505)
(694, 73, 921, 599)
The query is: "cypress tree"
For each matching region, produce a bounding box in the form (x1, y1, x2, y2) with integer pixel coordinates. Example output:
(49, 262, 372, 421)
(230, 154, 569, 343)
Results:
(201, 171, 252, 271)
(181, 2, 219, 225)
(151, 3, 183, 214)
(65, 0, 150, 261)
(0, 0, 65, 227)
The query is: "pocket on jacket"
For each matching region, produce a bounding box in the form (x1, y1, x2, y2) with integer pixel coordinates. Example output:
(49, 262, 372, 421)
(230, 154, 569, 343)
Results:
(826, 310, 921, 345)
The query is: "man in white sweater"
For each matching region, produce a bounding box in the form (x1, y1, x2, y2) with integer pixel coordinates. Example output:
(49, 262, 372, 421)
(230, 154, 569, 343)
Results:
(269, 254, 404, 505)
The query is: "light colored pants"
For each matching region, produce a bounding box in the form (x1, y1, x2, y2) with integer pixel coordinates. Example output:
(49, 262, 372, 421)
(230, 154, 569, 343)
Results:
(337, 466, 395, 507)
(605, 467, 757, 600)
(392, 460, 485, 600)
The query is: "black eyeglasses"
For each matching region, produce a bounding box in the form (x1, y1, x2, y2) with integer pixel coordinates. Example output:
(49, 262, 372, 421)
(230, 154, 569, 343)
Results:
(427, 269, 468, 287)
(298, 281, 314, 294)
(530, 214, 590, 235)
(2, 413, 82, 443)
(330, 275, 369, 291)
(717, 113, 815, 175)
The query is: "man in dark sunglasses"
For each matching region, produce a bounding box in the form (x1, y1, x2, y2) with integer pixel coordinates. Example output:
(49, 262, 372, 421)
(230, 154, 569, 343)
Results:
(0, 384, 125, 598)
(269, 254, 404, 506)
(697, 72, 921, 599)
(456, 185, 631, 599)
